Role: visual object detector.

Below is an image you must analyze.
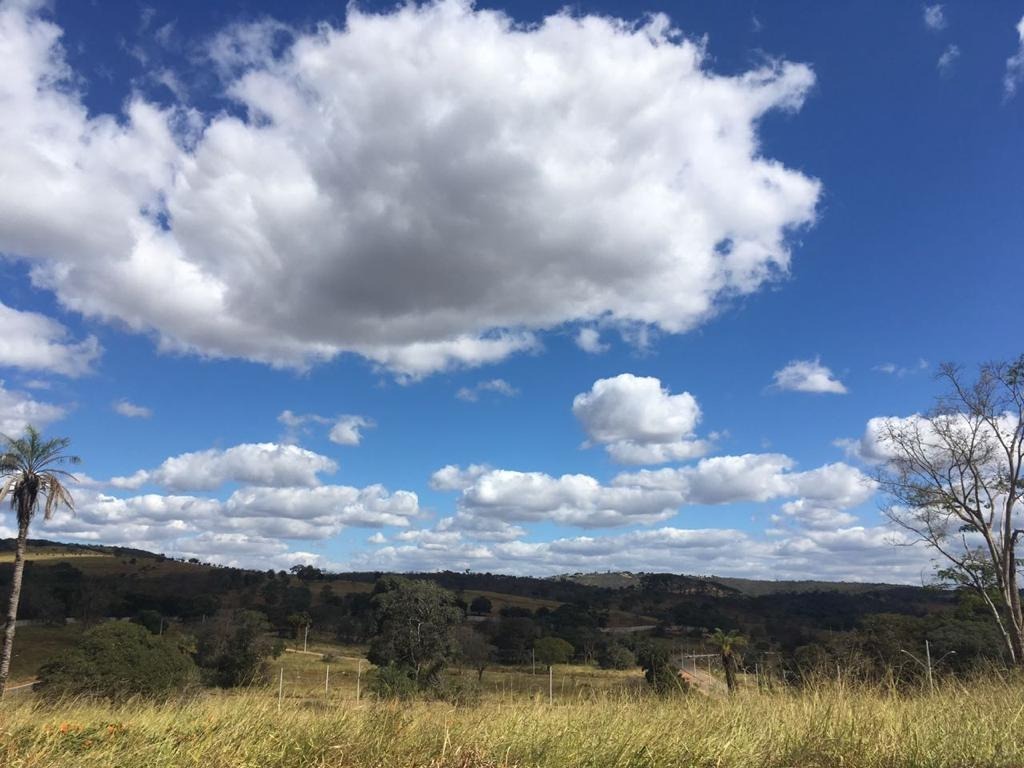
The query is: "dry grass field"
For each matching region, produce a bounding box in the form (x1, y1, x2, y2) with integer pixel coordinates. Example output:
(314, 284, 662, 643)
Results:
(1, 677, 1019, 767)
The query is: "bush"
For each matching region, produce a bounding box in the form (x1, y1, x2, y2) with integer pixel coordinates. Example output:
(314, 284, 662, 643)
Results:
(37, 621, 197, 700)
(637, 643, 687, 695)
(597, 641, 636, 670)
(469, 595, 493, 615)
(533, 636, 574, 665)
(195, 609, 279, 687)
(370, 663, 419, 700)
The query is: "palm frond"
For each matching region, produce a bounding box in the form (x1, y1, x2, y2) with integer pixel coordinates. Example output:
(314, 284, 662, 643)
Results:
(42, 477, 75, 520)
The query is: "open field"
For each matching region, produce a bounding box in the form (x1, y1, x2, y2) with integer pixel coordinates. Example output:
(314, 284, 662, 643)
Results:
(273, 640, 647, 704)
(1, 679, 1020, 767)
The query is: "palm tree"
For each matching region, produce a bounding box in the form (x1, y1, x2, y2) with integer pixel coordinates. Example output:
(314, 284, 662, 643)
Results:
(707, 628, 747, 693)
(0, 426, 79, 696)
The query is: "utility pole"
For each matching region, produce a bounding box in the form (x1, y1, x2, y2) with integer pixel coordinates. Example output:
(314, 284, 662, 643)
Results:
(303, 623, 309, 653)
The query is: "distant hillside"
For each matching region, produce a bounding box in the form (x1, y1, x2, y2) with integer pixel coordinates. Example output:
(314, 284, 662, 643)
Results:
(710, 576, 909, 596)
(554, 571, 903, 597)
(1, 537, 950, 656)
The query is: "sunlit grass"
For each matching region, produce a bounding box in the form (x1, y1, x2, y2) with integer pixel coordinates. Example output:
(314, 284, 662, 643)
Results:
(1, 677, 1019, 767)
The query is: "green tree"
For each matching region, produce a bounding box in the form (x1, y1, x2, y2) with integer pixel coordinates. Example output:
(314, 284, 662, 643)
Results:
(36, 621, 197, 700)
(469, 595, 492, 615)
(533, 636, 574, 665)
(0, 426, 79, 696)
(367, 576, 463, 687)
(636, 642, 684, 694)
(454, 625, 495, 681)
(708, 628, 747, 693)
(597, 640, 636, 670)
(195, 609, 280, 687)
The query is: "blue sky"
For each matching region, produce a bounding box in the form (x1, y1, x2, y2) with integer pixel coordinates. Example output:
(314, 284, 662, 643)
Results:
(0, 0, 1021, 580)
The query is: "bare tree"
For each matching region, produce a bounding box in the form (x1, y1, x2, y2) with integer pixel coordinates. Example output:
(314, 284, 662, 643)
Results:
(877, 357, 1024, 664)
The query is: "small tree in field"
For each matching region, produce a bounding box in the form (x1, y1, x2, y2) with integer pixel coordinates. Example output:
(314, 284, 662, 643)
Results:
(877, 357, 1024, 664)
(454, 625, 494, 681)
(195, 609, 280, 687)
(0, 426, 79, 696)
(707, 628, 746, 693)
(533, 636, 574, 666)
(469, 595, 492, 615)
(367, 576, 463, 688)
(636, 642, 685, 695)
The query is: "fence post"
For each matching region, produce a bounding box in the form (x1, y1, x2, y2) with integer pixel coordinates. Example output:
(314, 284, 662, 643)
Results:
(277, 667, 284, 713)
(548, 665, 553, 705)
(356, 659, 362, 702)
(325, 664, 330, 699)
(926, 640, 934, 695)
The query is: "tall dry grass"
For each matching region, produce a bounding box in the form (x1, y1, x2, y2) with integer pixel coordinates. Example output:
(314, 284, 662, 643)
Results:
(1, 677, 1020, 767)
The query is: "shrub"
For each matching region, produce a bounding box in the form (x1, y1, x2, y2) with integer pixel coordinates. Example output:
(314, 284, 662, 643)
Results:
(36, 621, 197, 700)
(195, 609, 279, 687)
(597, 641, 636, 670)
(533, 636, 574, 665)
(469, 595, 493, 615)
(370, 663, 418, 700)
(637, 643, 687, 695)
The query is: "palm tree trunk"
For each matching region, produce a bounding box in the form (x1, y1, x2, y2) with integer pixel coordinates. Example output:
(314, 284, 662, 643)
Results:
(722, 652, 737, 693)
(0, 519, 29, 697)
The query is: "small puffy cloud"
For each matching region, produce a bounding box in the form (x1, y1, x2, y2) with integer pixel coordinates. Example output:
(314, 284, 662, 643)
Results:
(277, 409, 373, 445)
(328, 415, 374, 446)
(110, 442, 338, 491)
(575, 327, 608, 354)
(572, 374, 710, 464)
(277, 409, 321, 443)
(430, 463, 492, 491)
(937, 44, 960, 76)
(456, 378, 518, 402)
(113, 399, 152, 419)
(771, 358, 847, 394)
(0, 1, 819, 377)
(0, 381, 65, 434)
(0, 301, 100, 377)
(923, 4, 946, 31)
(1005, 16, 1024, 98)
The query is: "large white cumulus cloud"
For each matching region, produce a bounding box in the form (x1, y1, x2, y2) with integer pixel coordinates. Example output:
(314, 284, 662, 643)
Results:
(0, 0, 819, 376)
